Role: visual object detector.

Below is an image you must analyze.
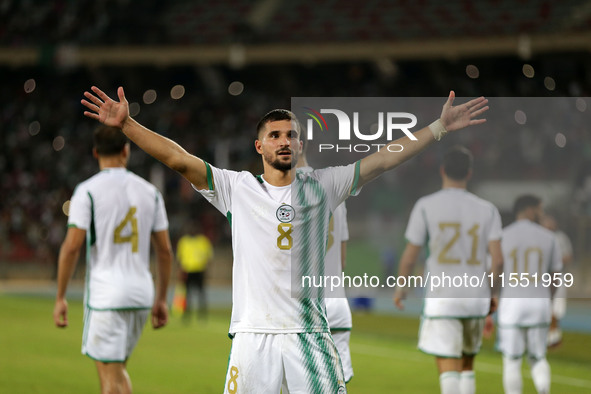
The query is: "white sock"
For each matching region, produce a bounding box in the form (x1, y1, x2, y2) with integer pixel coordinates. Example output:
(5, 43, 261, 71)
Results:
(440, 371, 460, 394)
(460, 370, 476, 394)
(503, 356, 523, 394)
(530, 358, 551, 394)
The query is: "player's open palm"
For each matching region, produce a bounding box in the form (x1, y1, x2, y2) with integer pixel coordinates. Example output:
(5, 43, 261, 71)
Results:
(82, 86, 129, 129)
(440, 91, 489, 132)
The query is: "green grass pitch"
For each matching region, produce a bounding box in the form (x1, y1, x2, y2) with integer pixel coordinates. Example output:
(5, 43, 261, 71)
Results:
(1, 295, 590, 393)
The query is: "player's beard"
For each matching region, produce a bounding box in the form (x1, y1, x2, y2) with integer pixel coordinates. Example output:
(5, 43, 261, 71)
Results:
(264, 149, 298, 171)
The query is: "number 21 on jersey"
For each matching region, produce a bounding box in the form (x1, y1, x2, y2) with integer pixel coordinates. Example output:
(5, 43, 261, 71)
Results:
(437, 222, 480, 265)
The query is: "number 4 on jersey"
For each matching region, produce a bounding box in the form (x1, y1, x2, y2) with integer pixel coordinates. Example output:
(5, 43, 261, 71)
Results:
(114, 207, 139, 253)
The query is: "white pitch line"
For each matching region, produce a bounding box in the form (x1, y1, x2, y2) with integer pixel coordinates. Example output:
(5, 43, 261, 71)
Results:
(352, 343, 591, 389)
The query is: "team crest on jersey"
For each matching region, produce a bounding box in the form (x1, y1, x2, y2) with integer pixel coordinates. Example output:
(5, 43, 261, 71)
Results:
(276, 204, 295, 223)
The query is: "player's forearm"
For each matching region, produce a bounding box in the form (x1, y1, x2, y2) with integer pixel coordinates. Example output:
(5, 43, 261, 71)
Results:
(358, 126, 434, 186)
(55, 246, 80, 300)
(155, 251, 172, 302)
(397, 244, 421, 278)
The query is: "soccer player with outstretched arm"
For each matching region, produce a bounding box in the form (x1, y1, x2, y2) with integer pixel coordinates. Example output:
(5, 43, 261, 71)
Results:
(82, 85, 487, 393)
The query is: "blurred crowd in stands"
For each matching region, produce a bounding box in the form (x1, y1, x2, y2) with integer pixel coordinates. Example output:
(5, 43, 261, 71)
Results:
(2, 56, 591, 266)
(1, 0, 590, 46)
(1, 0, 591, 270)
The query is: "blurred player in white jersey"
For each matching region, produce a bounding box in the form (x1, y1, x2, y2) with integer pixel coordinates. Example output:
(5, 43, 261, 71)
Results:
(297, 137, 354, 383)
(541, 213, 573, 348)
(82, 85, 487, 393)
(498, 195, 562, 394)
(53, 125, 173, 394)
(394, 146, 504, 394)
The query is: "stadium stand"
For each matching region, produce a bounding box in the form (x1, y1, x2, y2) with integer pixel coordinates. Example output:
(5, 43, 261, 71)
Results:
(0, 1, 590, 293)
(1, 0, 591, 45)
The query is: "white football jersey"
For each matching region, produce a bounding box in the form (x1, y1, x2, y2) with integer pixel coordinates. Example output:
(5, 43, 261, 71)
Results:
(197, 162, 360, 335)
(68, 168, 169, 310)
(498, 219, 562, 327)
(405, 188, 502, 317)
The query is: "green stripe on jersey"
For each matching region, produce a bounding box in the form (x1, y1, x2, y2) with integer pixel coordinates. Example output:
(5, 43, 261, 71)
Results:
(87, 306, 151, 311)
(294, 173, 329, 331)
(87, 192, 96, 246)
(204, 161, 214, 190)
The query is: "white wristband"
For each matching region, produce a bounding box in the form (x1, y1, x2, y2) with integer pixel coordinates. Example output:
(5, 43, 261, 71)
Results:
(428, 119, 448, 141)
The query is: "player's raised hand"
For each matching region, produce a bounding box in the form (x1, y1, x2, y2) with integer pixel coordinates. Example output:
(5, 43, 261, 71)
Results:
(440, 91, 489, 132)
(82, 86, 129, 129)
(53, 298, 69, 328)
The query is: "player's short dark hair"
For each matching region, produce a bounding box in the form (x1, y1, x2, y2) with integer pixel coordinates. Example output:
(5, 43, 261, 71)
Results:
(93, 125, 129, 156)
(513, 194, 541, 217)
(256, 109, 301, 138)
(442, 145, 473, 180)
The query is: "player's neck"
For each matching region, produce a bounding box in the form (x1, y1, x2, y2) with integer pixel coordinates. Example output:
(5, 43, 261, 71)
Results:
(441, 179, 467, 190)
(262, 166, 292, 187)
(516, 213, 535, 222)
(98, 156, 127, 170)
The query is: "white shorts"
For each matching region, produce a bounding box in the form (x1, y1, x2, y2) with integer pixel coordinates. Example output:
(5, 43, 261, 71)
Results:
(82, 308, 149, 362)
(224, 332, 347, 394)
(498, 326, 549, 360)
(325, 298, 352, 329)
(418, 317, 484, 358)
(332, 330, 353, 383)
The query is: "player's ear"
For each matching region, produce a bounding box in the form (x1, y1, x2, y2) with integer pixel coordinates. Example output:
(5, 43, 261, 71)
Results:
(122, 143, 131, 159)
(92, 148, 99, 159)
(254, 139, 263, 154)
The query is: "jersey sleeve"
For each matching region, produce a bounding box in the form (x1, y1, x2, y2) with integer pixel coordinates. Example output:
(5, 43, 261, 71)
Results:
(152, 189, 169, 232)
(314, 161, 362, 211)
(404, 199, 427, 246)
(336, 202, 349, 242)
(487, 205, 503, 241)
(193, 162, 240, 216)
(67, 185, 91, 231)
